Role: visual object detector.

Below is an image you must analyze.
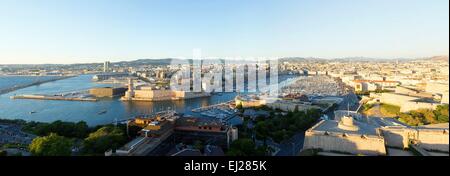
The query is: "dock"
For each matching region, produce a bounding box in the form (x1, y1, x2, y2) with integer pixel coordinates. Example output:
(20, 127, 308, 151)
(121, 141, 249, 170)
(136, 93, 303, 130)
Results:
(191, 101, 233, 113)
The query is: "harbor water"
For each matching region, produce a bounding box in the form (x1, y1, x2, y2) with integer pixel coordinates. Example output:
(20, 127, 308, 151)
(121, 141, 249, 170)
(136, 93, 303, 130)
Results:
(0, 75, 237, 126)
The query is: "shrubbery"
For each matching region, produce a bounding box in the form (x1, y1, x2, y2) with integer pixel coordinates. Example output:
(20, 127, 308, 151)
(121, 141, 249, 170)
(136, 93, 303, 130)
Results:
(398, 104, 449, 126)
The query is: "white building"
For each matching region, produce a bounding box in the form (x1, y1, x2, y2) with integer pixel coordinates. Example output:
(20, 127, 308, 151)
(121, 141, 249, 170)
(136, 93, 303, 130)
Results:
(104, 61, 110, 72)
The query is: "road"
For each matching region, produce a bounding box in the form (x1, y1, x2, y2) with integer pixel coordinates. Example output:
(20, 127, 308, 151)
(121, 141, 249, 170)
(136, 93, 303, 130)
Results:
(325, 92, 360, 120)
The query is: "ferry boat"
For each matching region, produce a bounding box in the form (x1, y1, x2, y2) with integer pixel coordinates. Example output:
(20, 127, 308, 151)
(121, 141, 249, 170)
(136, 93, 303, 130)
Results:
(98, 110, 107, 115)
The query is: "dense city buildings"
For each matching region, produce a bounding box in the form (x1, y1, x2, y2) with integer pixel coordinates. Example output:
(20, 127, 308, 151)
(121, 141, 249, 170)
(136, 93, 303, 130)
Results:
(0, 2, 448, 176)
(105, 111, 238, 156)
(0, 56, 448, 157)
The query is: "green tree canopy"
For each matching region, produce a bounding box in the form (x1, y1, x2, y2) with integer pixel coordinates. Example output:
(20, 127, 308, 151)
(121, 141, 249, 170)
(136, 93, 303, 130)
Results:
(193, 140, 204, 152)
(82, 126, 126, 155)
(226, 138, 266, 156)
(253, 108, 321, 143)
(29, 133, 73, 156)
(0, 150, 7, 156)
(23, 120, 90, 138)
(434, 104, 449, 123)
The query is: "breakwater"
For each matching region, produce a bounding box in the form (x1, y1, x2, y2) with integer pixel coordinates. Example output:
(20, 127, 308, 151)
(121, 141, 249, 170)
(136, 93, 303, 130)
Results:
(10, 94, 97, 102)
(0, 76, 74, 95)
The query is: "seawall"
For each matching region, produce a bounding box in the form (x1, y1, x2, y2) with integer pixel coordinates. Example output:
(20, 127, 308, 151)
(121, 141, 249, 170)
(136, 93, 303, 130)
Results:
(0, 76, 75, 95)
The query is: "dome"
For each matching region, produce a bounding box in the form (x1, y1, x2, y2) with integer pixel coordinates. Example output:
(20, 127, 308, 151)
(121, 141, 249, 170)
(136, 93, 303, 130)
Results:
(338, 116, 359, 131)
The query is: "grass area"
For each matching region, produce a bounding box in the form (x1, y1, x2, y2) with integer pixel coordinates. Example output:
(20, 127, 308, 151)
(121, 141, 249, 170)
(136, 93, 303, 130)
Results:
(362, 103, 400, 118)
(362, 103, 374, 111)
(379, 103, 400, 117)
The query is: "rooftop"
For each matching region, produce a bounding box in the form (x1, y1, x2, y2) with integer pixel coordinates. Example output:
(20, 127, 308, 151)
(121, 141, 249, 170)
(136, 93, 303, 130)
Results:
(204, 145, 225, 156)
(417, 123, 449, 130)
(170, 149, 203, 156)
(119, 137, 145, 151)
(353, 80, 398, 83)
(175, 117, 223, 127)
(311, 117, 378, 135)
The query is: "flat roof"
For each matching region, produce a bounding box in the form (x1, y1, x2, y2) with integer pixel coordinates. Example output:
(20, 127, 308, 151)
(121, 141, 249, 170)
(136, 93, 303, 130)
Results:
(119, 137, 145, 151)
(175, 117, 223, 127)
(312, 119, 378, 135)
(417, 123, 449, 130)
(353, 80, 398, 83)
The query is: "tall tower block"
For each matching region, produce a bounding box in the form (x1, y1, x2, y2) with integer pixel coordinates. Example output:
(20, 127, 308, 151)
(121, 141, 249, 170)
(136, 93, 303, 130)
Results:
(104, 61, 110, 72)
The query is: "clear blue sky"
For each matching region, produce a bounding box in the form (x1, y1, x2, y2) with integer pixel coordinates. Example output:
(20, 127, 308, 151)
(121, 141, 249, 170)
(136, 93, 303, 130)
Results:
(0, 0, 448, 64)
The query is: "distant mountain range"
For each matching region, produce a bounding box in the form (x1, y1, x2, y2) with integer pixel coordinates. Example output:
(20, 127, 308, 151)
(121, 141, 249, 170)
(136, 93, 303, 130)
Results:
(279, 55, 449, 63)
(1, 56, 448, 68)
(115, 58, 183, 65)
(280, 56, 423, 63)
(427, 56, 449, 62)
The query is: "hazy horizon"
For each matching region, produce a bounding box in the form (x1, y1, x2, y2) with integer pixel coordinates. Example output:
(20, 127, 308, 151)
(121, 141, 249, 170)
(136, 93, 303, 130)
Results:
(0, 0, 449, 64)
(1, 55, 448, 66)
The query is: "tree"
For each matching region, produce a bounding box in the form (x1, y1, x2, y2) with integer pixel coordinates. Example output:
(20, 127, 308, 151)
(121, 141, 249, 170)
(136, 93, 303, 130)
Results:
(0, 150, 7, 156)
(193, 140, 204, 152)
(226, 138, 265, 156)
(127, 125, 143, 139)
(255, 121, 269, 144)
(397, 105, 449, 126)
(419, 109, 437, 124)
(249, 107, 322, 144)
(23, 120, 90, 138)
(294, 105, 299, 113)
(29, 133, 73, 156)
(82, 126, 126, 155)
(437, 115, 449, 123)
(73, 121, 90, 138)
(272, 130, 286, 143)
(434, 104, 449, 123)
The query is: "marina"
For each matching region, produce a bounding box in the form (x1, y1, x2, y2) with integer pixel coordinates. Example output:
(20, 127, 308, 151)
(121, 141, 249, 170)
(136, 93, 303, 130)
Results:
(191, 101, 242, 126)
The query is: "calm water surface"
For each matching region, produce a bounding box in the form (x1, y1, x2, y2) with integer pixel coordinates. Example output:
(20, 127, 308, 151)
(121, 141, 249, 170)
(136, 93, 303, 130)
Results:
(0, 75, 237, 126)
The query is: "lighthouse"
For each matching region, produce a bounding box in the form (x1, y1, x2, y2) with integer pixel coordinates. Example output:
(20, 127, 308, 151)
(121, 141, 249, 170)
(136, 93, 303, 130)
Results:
(124, 78, 135, 100)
